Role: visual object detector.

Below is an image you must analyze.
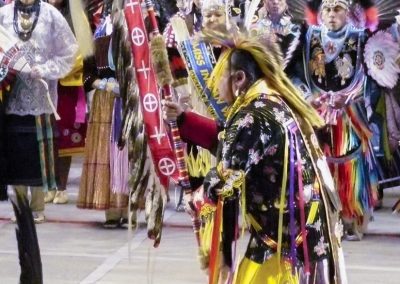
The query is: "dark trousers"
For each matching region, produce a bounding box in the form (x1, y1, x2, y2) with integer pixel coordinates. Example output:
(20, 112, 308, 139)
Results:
(58, 156, 72, 191)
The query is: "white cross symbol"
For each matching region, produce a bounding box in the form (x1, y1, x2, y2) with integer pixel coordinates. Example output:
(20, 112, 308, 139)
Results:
(158, 158, 176, 176)
(150, 126, 166, 145)
(137, 60, 151, 79)
(126, 0, 139, 13)
(143, 93, 158, 112)
(131, 27, 145, 46)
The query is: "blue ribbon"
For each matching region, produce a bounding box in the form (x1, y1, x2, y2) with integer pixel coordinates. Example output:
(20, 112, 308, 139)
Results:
(180, 39, 227, 122)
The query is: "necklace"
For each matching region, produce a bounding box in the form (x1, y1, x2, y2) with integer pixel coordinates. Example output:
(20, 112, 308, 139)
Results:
(13, 0, 41, 41)
(20, 12, 33, 30)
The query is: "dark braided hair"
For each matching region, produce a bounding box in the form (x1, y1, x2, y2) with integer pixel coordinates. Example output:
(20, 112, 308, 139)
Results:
(230, 49, 264, 89)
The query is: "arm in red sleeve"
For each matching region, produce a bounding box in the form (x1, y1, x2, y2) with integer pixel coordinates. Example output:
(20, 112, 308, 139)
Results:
(178, 111, 220, 153)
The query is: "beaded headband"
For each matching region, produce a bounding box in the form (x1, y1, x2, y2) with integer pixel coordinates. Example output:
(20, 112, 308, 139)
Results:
(321, 0, 349, 10)
(201, 0, 226, 12)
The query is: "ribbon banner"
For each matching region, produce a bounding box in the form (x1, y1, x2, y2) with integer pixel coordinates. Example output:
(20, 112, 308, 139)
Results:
(179, 39, 228, 122)
(124, 1, 179, 187)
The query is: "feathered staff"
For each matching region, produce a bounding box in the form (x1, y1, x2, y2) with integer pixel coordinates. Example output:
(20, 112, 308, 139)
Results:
(111, 0, 163, 245)
(143, 0, 201, 246)
(11, 194, 43, 284)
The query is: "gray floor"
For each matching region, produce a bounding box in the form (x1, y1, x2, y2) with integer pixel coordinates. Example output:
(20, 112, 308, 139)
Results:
(0, 158, 400, 283)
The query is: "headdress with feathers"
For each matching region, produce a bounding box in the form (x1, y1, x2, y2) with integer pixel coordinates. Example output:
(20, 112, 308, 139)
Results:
(201, 0, 227, 12)
(289, 0, 400, 31)
(202, 27, 325, 128)
(320, 0, 349, 10)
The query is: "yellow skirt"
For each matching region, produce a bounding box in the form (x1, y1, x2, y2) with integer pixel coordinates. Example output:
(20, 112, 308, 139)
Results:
(77, 89, 128, 210)
(234, 254, 299, 284)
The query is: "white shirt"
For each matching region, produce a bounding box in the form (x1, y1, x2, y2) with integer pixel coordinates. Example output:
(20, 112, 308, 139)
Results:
(0, 1, 78, 116)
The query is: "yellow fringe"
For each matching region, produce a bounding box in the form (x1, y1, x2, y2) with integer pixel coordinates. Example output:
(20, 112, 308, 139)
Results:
(277, 127, 289, 271)
(241, 181, 247, 237)
(306, 202, 319, 225)
(185, 147, 212, 177)
(206, 34, 325, 128)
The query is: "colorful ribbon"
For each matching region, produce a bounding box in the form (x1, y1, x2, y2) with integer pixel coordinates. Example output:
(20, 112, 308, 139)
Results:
(179, 39, 228, 121)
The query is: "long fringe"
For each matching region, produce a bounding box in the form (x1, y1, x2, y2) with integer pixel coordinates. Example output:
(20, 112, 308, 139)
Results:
(110, 98, 130, 195)
(330, 112, 377, 218)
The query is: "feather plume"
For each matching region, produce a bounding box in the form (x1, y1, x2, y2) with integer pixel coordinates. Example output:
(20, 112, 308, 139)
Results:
(375, 0, 400, 22)
(244, 0, 261, 31)
(288, 0, 321, 25)
(110, 0, 141, 151)
(118, 71, 139, 149)
(69, 0, 94, 58)
(150, 35, 174, 86)
(145, 160, 167, 248)
(200, 27, 325, 128)
(284, 32, 301, 68)
(112, 0, 132, 106)
(364, 30, 400, 88)
(170, 16, 191, 43)
(11, 194, 43, 284)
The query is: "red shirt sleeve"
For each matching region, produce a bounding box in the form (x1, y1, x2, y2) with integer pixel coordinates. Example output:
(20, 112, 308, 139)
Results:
(179, 111, 219, 152)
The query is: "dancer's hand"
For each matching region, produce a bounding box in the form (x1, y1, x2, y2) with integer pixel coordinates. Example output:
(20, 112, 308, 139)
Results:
(162, 100, 184, 121)
(183, 192, 195, 216)
(193, 185, 205, 208)
(178, 93, 192, 111)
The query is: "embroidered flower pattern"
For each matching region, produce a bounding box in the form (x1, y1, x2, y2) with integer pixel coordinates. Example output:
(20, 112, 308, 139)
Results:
(314, 237, 329, 256)
(209, 177, 221, 188)
(335, 220, 344, 241)
(213, 96, 333, 264)
(254, 101, 266, 108)
(313, 219, 322, 232)
(265, 144, 278, 156)
(273, 108, 287, 124)
(222, 144, 228, 158)
(260, 133, 271, 145)
(249, 149, 262, 165)
(263, 166, 278, 183)
(238, 113, 254, 129)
